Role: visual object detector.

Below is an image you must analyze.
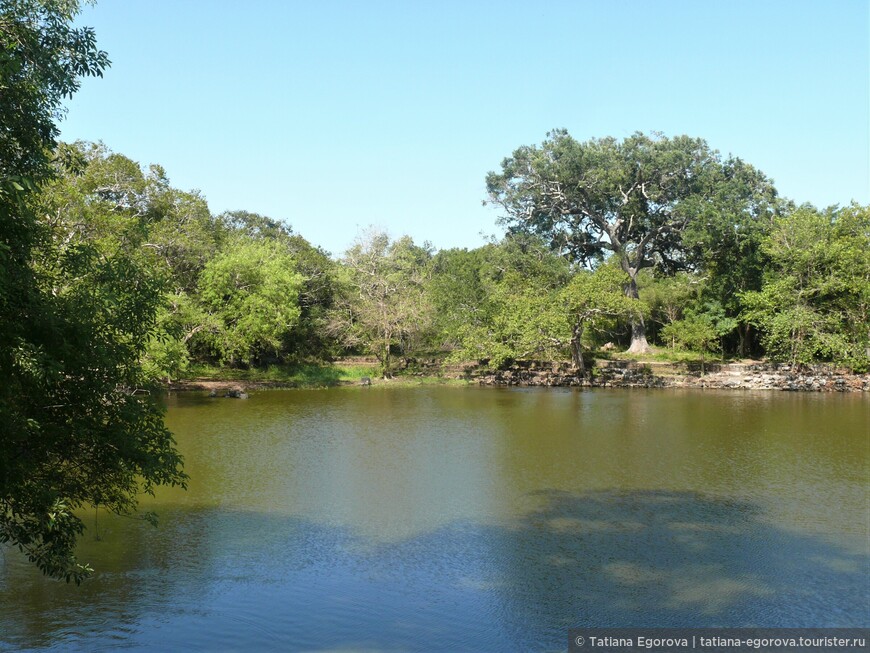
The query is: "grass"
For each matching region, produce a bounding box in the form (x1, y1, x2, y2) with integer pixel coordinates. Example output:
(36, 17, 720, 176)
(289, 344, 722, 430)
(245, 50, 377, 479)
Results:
(605, 346, 731, 365)
(185, 361, 380, 388)
(183, 361, 471, 389)
(373, 375, 472, 387)
(183, 347, 748, 390)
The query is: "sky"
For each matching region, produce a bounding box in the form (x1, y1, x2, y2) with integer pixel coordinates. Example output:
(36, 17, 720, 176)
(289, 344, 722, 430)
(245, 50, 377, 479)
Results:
(62, 0, 870, 257)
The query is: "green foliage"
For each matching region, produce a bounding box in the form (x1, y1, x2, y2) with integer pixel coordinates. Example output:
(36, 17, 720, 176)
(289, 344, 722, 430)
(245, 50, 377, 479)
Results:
(35, 142, 218, 382)
(281, 235, 340, 360)
(328, 231, 433, 376)
(427, 247, 489, 350)
(661, 313, 715, 375)
(446, 236, 646, 372)
(486, 130, 776, 352)
(455, 278, 562, 368)
(37, 145, 342, 368)
(2, 221, 188, 582)
(218, 210, 292, 241)
(445, 236, 567, 367)
(145, 187, 221, 293)
(661, 300, 737, 369)
(0, 0, 187, 583)
(679, 166, 778, 357)
(681, 159, 778, 297)
(640, 271, 702, 331)
(214, 211, 340, 361)
(560, 262, 643, 370)
(140, 301, 192, 383)
(0, 0, 109, 182)
(198, 238, 305, 365)
(38, 142, 149, 256)
(741, 204, 870, 370)
(38, 141, 225, 294)
(142, 333, 190, 383)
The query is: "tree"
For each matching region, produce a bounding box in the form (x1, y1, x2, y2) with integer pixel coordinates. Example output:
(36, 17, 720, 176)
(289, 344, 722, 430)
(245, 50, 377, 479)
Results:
(197, 238, 305, 366)
(0, 0, 109, 182)
(36, 141, 226, 381)
(741, 204, 870, 370)
(451, 271, 563, 369)
(448, 239, 640, 373)
(661, 303, 736, 375)
(427, 247, 489, 352)
(140, 293, 200, 383)
(1, 0, 186, 583)
(145, 185, 222, 294)
(486, 130, 775, 353)
(560, 262, 641, 373)
(329, 231, 433, 377)
(447, 235, 570, 368)
(639, 271, 703, 348)
(681, 164, 779, 357)
(216, 212, 341, 361)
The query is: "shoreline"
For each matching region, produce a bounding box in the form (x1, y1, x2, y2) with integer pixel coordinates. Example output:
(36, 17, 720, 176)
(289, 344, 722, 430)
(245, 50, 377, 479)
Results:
(474, 360, 870, 392)
(167, 359, 870, 394)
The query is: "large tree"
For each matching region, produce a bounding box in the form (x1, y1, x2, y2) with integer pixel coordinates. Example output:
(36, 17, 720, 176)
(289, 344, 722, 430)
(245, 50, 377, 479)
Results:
(198, 237, 305, 366)
(328, 231, 433, 377)
(216, 211, 340, 361)
(486, 130, 774, 353)
(1, 0, 186, 582)
(427, 246, 490, 352)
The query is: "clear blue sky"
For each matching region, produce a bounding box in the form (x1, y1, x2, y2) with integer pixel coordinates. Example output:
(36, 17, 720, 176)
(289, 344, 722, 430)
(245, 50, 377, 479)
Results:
(63, 0, 870, 257)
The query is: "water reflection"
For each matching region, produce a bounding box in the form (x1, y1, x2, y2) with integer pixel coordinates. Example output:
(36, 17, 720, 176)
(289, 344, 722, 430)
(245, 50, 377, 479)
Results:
(2, 490, 867, 651)
(1, 387, 867, 650)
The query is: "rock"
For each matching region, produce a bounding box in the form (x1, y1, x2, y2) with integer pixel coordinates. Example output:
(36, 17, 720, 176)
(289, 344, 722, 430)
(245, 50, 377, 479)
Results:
(474, 362, 869, 392)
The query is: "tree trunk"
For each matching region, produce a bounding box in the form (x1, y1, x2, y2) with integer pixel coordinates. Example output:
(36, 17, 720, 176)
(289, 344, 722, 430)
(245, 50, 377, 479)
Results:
(570, 323, 585, 375)
(624, 273, 651, 354)
(737, 322, 751, 359)
(382, 341, 392, 378)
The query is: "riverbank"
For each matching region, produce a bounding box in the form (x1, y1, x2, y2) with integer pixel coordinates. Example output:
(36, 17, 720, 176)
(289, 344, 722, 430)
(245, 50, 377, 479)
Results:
(168, 360, 377, 392)
(167, 375, 468, 394)
(168, 358, 870, 393)
(167, 359, 465, 393)
(473, 360, 870, 392)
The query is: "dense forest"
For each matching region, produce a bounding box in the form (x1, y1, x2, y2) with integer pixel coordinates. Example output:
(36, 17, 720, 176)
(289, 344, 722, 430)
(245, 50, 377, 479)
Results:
(34, 138, 870, 381)
(1, 0, 868, 582)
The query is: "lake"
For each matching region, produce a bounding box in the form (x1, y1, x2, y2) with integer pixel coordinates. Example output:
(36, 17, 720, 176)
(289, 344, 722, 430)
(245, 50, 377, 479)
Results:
(1, 386, 868, 651)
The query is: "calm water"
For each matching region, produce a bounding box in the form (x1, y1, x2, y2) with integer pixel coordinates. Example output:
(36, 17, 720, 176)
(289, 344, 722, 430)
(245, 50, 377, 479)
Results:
(1, 387, 868, 651)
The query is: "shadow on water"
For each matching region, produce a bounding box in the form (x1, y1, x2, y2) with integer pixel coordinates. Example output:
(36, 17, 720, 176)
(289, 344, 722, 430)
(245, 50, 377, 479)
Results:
(2, 489, 867, 652)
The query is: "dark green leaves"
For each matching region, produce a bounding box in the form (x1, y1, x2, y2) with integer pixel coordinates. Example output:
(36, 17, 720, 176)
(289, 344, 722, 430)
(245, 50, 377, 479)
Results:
(0, 1, 186, 583)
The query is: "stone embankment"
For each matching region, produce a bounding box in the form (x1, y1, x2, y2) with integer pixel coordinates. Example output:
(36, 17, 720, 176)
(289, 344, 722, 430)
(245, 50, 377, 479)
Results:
(470, 360, 870, 392)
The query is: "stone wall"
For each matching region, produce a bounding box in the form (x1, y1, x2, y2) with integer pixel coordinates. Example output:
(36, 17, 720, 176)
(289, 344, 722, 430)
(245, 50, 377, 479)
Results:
(473, 360, 870, 392)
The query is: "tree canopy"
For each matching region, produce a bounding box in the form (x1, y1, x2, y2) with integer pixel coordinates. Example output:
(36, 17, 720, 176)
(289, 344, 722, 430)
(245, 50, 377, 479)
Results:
(486, 130, 776, 353)
(741, 204, 870, 370)
(328, 231, 433, 377)
(0, 0, 186, 583)
(198, 238, 305, 366)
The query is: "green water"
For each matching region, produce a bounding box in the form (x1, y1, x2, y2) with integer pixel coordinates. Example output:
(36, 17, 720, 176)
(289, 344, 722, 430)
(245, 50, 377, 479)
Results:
(1, 387, 868, 651)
